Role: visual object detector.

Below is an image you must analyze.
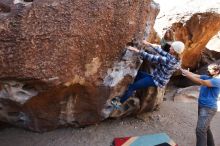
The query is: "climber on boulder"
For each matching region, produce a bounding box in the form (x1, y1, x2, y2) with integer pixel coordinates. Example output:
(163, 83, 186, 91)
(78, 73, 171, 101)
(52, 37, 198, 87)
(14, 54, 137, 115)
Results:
(111, 40, 185, 109)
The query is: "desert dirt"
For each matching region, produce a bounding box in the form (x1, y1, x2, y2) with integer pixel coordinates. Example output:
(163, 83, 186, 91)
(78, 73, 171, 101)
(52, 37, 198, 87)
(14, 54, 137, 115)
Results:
(0, 99, 220, 146)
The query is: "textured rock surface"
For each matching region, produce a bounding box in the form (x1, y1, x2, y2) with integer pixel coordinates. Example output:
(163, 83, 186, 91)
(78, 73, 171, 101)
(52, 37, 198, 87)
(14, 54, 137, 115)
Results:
(0, 0, 161, 131)
(0, 0, 149, 83)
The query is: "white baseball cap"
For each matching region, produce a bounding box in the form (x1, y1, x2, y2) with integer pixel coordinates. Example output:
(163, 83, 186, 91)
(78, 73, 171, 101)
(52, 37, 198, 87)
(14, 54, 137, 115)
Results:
(171, 41, 185, 54)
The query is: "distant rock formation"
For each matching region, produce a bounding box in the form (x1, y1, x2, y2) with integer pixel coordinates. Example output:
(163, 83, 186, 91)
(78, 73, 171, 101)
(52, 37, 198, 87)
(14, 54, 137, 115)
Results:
(169, 12, 220, 69)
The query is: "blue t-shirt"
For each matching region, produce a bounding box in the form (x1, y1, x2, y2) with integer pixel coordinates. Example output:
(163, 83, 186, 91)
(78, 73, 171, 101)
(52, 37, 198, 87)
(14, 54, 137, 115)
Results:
(199, 75, 220, 109)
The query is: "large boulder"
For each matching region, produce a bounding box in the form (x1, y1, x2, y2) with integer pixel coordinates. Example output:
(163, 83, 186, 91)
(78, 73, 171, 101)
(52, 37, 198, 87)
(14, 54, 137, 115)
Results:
(0, 0, 160, 131)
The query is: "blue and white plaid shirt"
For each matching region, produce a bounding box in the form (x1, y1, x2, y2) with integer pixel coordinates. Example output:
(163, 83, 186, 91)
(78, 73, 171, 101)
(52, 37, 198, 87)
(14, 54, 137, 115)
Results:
(139, 46, 181, 87)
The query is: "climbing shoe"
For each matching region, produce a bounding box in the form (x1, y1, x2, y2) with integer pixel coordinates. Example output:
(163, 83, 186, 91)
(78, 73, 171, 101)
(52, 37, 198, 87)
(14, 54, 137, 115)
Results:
(111, 97, 122, 110)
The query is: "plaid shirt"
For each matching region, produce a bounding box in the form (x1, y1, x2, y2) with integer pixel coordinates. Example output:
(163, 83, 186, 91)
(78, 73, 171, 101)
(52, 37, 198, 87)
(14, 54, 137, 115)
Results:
(139, 46, 181, 87)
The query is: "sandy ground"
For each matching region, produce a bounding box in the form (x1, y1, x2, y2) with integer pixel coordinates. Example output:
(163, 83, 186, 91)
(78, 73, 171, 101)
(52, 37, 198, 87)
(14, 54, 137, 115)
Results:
(0, 101, 220, 146)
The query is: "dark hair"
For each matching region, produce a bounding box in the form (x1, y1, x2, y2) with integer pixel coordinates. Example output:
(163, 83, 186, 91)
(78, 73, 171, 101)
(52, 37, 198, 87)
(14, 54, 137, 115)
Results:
(162, 43, 171, 53)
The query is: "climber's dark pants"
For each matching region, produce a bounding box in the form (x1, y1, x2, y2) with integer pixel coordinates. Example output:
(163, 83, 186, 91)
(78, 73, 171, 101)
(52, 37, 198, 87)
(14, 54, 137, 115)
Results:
(196, 106, 217, 146)
(120, 71, 156, 103)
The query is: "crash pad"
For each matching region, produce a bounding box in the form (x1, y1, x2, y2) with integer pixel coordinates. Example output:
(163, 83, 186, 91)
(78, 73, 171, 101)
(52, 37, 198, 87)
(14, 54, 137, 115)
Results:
(113, 133, 177, 146)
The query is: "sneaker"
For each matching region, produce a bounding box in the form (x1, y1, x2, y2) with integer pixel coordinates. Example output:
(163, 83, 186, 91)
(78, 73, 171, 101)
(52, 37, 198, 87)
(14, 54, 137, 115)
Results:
(111, 98, 122, 110)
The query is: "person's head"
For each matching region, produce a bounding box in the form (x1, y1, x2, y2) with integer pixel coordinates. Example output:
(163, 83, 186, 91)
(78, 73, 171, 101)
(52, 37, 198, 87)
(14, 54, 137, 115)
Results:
(169, 41, 185, 59)
(207, 63, 220, 77)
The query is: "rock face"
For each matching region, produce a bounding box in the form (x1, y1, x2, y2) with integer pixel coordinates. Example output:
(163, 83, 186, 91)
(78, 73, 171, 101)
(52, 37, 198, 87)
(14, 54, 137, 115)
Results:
(0, 0, 150, 83)
(169, 12, 220, 69)
(198, 34, 220, 68)
(0, 0, 161, 131)
(199, 48, 220, 69)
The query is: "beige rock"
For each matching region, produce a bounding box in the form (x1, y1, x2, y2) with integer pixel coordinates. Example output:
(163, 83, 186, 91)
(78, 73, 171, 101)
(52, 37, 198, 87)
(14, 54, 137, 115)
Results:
(174, 86, 200, 103)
